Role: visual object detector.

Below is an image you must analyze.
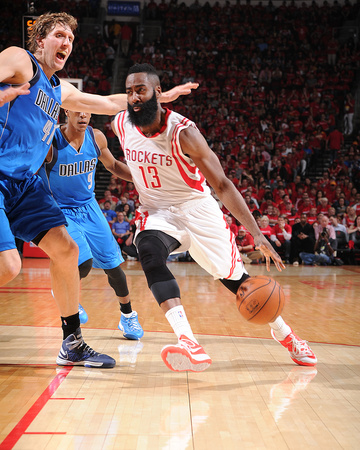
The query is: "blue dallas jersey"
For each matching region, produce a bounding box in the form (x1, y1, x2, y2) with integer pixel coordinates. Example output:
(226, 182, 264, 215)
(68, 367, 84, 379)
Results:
(41, 126, 100, 208)
(0, 51, 61, 181)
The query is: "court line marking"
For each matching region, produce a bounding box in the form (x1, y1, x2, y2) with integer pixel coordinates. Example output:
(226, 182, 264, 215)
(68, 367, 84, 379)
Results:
(0, 324, 358, 347)
(0, 366, 72, 450)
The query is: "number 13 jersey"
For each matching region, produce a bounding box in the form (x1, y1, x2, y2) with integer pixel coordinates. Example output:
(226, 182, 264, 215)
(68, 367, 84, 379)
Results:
(113, 108, 210, 209)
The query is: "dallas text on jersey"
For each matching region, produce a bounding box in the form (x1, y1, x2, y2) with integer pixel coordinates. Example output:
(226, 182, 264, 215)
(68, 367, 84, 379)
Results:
(35, 89, 61, 120)
(59, 158, 97, 177)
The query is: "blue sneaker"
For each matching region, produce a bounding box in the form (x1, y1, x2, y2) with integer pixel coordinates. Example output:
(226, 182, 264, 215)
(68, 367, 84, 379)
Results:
(118, 311, 144, 340)
(56, 328, 116, 368)
(78, 304, 88, 324)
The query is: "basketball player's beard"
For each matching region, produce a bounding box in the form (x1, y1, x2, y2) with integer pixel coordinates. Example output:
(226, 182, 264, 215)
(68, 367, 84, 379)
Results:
(127, 90, 158, 127)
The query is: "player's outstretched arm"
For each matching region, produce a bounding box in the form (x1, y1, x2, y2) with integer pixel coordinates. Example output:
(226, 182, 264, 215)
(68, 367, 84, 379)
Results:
(94, 128, 133, 181)
(61, 80, 128, 115)
(179, 126, 286, 272)
(159, 82, 199, 103)
(61, 80, 199, 115)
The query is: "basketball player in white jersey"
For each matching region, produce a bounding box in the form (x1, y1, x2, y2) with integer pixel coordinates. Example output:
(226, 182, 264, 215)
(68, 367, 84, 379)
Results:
(112, 63, 317, 372)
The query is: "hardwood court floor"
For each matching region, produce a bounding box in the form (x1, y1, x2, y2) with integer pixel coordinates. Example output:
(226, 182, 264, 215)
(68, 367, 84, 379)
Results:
(0, 259, 359, 449)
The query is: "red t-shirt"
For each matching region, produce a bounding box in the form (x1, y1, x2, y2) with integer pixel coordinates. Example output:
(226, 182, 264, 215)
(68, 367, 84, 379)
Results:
(307, 215, 317, 225)
(287, 214, 300, 227)
(260, 225, 274, 238)
(272, 223, 292, 243)
(236, 233, 255, 250)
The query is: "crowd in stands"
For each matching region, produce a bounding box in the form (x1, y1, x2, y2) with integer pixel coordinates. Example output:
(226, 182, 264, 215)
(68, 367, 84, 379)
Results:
(4, 0, 360, 263)
(101, 170, 360, 265)
(99, 180, 140, 259)
(99, 0, 360, 264)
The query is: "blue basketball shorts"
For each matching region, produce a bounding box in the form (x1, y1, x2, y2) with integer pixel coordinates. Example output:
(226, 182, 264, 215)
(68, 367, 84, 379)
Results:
(61, 198, 124, 269)
(0, 174, 66, 251)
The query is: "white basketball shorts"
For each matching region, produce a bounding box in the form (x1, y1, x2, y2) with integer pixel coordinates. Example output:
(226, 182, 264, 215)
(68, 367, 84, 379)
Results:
(135, 195, 247, 281)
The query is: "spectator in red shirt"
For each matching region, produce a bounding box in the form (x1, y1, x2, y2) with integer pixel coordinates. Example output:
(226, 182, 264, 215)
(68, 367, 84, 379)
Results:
(267, 205, 279, 227)
(270, 215, 292, 264)
(296, 191, 314, 211)
(344, 206, 357, 228)
(236, 225, 262, 264)
(260, 197, 277, 215)
(259, 215, 274, 242)
(103, 116, 117, 152)
(287, 207, 300, 228)
(98, 189, 119, 210)
(278, 194, 293, 212)
(317, 171, 331, 190)
(121, 23, 133, 57)
(281, 202, 298, 226)
(327, 128, 344, 162)
(298, 197, 313, 216)
(317, 197, 331, 216)
(124, 181, 138, 200)
(324, 180, 338, 203)
(351, 193, 360, 216)
(244, 193, 259, 213)
(307, 207, 318, 225)
(225, 214, 238, 236)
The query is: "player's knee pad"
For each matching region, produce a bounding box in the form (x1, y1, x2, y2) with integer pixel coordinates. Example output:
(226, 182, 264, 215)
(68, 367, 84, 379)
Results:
(136, 232, 180, 304)
(104, 265, 129, 297)
(220, 273, 250, 295)
(150, 279, 180, 305)
(78, 258, 93, 279)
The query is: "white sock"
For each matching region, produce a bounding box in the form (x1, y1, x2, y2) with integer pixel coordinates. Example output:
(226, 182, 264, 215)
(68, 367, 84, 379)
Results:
(122, 311, 136, 318)
(165, 305, 198, 343)
(269, 316, 291, 341)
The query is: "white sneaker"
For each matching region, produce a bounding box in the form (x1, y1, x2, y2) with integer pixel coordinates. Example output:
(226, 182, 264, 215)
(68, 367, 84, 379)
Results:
(161, 335, 212, 372)
(271, 329, 317, 366)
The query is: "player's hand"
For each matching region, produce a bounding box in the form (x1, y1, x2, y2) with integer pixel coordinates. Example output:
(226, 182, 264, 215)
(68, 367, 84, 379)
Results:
(0, 83, 30, 107)
(160, 82, 199, 103)
(254, 235, 286, 272)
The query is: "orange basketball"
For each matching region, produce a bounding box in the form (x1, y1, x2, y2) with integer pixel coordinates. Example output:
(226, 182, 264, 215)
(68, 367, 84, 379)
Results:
(236, 276, 285, 325)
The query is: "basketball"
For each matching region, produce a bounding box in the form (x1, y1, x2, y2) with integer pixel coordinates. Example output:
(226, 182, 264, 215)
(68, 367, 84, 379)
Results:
(236, 276, 285, 325)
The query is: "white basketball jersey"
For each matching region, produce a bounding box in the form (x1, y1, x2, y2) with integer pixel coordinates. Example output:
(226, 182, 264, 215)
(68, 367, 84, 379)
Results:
(113, 108, 211, 208)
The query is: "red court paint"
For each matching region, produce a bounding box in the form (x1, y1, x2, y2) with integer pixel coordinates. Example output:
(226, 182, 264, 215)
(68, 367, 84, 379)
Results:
(0, 366, 73, 449)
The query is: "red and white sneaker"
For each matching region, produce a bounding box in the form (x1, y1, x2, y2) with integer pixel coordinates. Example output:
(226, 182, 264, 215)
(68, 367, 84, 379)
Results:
(161, 335, 212, 372)
(271, 329, 317, 366)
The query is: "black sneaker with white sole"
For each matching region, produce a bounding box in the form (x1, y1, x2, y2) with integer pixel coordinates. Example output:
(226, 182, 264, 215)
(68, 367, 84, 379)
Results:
(56, 328, 116, 368)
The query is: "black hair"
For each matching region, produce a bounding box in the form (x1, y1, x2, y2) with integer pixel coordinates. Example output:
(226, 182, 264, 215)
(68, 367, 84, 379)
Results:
(127, 63, 160, 82)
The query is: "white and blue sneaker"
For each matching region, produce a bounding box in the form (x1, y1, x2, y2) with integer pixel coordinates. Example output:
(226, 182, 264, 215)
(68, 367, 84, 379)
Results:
(56, 328, 116, 368)
(78, 304, 88, 324)
(118, 311, 144, 340)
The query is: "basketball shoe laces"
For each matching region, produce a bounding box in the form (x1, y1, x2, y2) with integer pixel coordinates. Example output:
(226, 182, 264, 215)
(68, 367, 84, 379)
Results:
(126, 314, 142, 332)
(66, 335, 98, 357)
(179, 336, 204, 354)
(287, 334, 313, 357)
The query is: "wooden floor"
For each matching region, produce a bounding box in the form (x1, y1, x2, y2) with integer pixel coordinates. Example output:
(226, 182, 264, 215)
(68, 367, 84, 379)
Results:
(0, 259, 359, 449)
